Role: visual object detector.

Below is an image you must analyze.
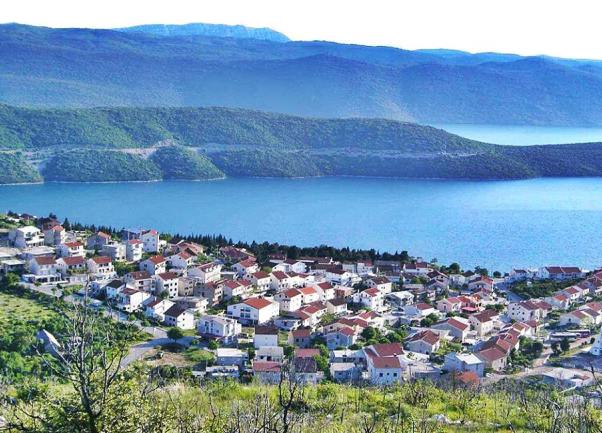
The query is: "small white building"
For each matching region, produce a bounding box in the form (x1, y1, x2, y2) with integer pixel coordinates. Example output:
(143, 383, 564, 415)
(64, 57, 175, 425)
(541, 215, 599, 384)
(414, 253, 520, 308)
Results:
(227, 297, 279, 325)
(164, 305, 195, 329)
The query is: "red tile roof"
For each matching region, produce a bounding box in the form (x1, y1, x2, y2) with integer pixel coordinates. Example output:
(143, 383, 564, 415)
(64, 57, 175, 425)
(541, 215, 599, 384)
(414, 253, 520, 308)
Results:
(244, 297, 273, 310)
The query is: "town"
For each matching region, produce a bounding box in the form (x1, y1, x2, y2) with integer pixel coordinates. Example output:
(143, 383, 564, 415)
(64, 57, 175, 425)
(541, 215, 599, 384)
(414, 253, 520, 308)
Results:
(1, 211, 602, 390)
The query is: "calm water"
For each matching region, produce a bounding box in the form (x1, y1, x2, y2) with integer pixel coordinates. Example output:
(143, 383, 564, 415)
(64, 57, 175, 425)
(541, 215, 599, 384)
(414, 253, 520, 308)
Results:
(433, 124, 602, 146)
(2, 177, 602, 272)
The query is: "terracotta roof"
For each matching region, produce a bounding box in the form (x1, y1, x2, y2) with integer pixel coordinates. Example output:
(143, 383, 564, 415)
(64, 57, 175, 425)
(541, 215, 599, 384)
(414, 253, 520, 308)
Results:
(244, 297, 274, 310)
(252, 271, 270, 279)
(91, 256, 112, 265)
(147, 255, 166, 265)
(294, 348, 320, 358)
(292, 328, 311, 338)
(35, 256, 56, 265)
(371, 356, 401, 369)
(62, 256, 84, 266)
(157, 272, 178, 281)
(446, 318, 469, 331)
(128, 271, 151, 279)
(254, 325, 278, 335)
(476, 347, 507, 363)
(64, 241, 82, 248)
(370, 342, 404, 357)
(407, 330, 440, 346)
(253, 361, 281, 373)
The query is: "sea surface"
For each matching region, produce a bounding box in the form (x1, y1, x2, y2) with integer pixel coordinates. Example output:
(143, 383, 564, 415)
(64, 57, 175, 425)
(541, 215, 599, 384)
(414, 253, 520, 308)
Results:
(433, 124, 602, 146)
(3, 176, 602, 272)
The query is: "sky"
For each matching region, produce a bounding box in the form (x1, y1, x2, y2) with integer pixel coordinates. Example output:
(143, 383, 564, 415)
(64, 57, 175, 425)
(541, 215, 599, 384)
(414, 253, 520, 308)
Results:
(2, 0, 602, 59)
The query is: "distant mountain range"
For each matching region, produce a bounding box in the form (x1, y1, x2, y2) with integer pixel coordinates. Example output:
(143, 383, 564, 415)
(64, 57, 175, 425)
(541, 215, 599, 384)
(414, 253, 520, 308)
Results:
(115, 23, 289, 42)
(2, 23, 602, 125)
(2, 104, 602, 183)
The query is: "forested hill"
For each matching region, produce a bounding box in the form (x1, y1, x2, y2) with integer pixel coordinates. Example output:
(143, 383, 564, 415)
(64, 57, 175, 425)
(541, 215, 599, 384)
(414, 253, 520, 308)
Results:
(2, 104, 602, 183)
(3, 23, 602, 125)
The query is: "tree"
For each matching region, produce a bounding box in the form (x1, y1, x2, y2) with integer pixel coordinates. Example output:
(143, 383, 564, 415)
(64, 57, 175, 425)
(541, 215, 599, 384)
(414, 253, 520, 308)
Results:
(560, 337, 570, 353)
(207, 340, 219, 350)
(167, 327, 184, 343)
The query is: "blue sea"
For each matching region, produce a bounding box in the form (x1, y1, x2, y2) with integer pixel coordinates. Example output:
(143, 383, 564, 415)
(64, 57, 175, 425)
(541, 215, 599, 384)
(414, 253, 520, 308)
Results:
(3, 125, 602, 272)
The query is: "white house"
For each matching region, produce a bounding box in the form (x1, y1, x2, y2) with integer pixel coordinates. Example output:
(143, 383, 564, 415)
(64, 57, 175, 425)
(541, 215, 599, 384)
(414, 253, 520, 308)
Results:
(443, 352, 485, 377)
(354, 288, 385, 311)
(124, 271, 154, 293)
(405, 330, 441, 355)
(163, 305, 195, 329)
(432, 317, 470, 342)
(139, 255, 167, 276)
(197, 315, 242, 343)
(270, 271, 295, 291)
(9, 226, 45, 248)
(144, 298, 175, 322)
(222, 279, 253, 300)
(56, 256, 86, 276)
(43, 225, 66, 246)
(102, 243, 126, 262)
(141, 229, 161, 253)
(253, 325, 279, 348)
(275, 288, 304, 312)
(507, 300, 551, 322)
(57, 241, 85, 258)
(188, 262, 222, 285)
(168, 251, 195, 269)
(366, 276, 393, 294)
(363, 343, 405, 385)
(125, 239, 143, 262)
(250, 271, 271, 293)
(117, 288, 151, 313)
(227, 297, 279, 325)
(154, 271, 180, 298)
(87, 256, 116, 278)
(273, 259, 307, 274)
(232, 258, 260, 277)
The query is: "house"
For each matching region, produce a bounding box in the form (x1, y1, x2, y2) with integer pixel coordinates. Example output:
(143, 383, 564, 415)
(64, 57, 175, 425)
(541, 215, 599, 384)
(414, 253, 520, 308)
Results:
(507, 300, 551, 322)
(252, 361, 281, 384)
(232, 259, 260, 277)
(227, 297, 279, 325)
(154, 272, 180, 298)
(325, 268, 359, 286)
(124, 271, 154, 292)
(364, 343, 405, 385)
(141, 229, 162, 253)
(28, 256, 58, 276)
(385, 291, 414, 308)
(402, 262, 431, 275)
(288, 328, 312, 348)
(104, 279, 127, 299)
(270, 271, 295, 291)
(405, 330, 441, 355)
(291, 357, 320, 384)
(437, 297, 464, 314)
(163, 305, 195, 329)
(195, 281, 223, 306)
(366, 276, 393, 294)
(558, 309, 598, 327)
(275, 289, 304, 312)
(139, 255, 167, 276)
(250, 271, 271, 293)
(9, 226, 45, 248)
(222, 279, 253, 300)
(469, 309, 500, 337)
(326, 326, 357, 349)
(537, 266, 585, 281)
(298, 286, 321, 304)
(432, 317, 470, 342)
(273, 259, 307, 274)
(475, 346, 507, 371)
(86, 231, 111, 250)
(126, 239, 144, 262)
(117, 288, 151, 313)
(404, 302, 437, 318)
(188, 262, 222, 285)
(168, 251, 195, 269)
(330, 362, 361, 383)
(144, 298, 175, 322)
(197, 315, 241, 343)
(56, 256, 86, 276)
(216, 348, 248, 368)
(220, 246, 254, 263)
(87, 256, 116, 278)
(57, 241, 84, 258)
(101, 242, 126, 262)
(296, 302, 328, 327)
(354, 288, 384, 311)
(256, 346, 284, 363)
(326, 298, 349, 315)
(254, 325, 279, 348)
(468, 276, 493, 292)
(545, 293, 571, 310)
(443, 352, 485, 377)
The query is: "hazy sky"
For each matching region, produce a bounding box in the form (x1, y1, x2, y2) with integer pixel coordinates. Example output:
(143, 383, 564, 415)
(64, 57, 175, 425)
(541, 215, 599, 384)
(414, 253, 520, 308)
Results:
(3, 0, 602, 59)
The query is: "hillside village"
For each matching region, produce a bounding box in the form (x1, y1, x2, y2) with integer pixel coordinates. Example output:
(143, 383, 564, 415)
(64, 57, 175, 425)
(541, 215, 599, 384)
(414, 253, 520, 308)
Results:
(2, 211, 602, 389)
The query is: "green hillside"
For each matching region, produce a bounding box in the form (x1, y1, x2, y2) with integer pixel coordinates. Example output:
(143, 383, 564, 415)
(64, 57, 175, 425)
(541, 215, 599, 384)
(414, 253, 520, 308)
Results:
(0, 104, 602, 183)
(0, 152, 42, 184)
(150, 146, 224, 180)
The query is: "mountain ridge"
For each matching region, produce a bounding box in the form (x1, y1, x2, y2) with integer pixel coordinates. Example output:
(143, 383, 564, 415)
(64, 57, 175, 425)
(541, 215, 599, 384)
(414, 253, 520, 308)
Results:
(2, 23, 602, 125)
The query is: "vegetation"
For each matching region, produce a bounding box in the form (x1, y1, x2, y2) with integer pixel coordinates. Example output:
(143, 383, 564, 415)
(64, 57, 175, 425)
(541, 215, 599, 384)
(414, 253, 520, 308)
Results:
(0, 152, 42, 183)
(42, 150, 162, 182)
(150, 145, 224, 180)
(511, 279, 579, 299)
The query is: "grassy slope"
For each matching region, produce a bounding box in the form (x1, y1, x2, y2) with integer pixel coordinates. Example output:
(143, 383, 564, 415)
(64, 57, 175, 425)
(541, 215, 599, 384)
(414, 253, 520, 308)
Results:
(0, 152, 42, 183)
(150, 146, 224, 180)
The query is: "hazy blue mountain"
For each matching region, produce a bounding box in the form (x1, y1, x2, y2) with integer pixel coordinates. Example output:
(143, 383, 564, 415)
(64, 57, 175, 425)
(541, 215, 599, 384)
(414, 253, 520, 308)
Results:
(2, 23, 602, 125)
(116, 23, 290, 42)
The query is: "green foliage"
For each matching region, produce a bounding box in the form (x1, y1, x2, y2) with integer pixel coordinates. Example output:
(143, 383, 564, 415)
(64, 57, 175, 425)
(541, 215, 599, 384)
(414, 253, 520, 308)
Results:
(167, 327, 185, 342)
(0, 151, 42, 184)
(42, 150, 162, 182)
(150, 145, 224, 180)
(420, 313, 439, 328)
(511, 279, 579, 299)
